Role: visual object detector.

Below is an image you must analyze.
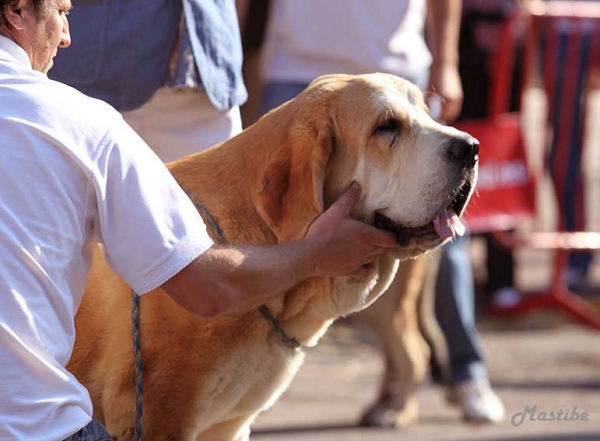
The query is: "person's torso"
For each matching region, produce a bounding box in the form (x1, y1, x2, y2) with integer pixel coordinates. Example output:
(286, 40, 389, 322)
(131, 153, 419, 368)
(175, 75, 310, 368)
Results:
(0, 51, 214, 438)
(261, 0, 432, 84)
(50, 0, 247, 111)
(0, 46, 116, 439)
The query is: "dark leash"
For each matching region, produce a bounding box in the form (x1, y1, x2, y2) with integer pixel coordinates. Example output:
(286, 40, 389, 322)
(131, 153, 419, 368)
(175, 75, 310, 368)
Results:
(258, 306, 301, 349)
(131, 291, 143, 441)
(131, 190, 302, 440)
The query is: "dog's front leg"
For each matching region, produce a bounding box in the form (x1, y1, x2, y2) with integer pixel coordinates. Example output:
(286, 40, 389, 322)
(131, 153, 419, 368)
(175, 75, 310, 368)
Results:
(196, 417, 251, 441)
(354, 255, 432, 429)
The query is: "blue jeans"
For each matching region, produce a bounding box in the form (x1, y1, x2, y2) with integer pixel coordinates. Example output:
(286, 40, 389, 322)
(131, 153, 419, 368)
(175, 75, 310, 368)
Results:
(260, 82, 308, 115)
(435, 235, 487, 384)
(63, 418, 111, 441)
(544, 28, 593, 280)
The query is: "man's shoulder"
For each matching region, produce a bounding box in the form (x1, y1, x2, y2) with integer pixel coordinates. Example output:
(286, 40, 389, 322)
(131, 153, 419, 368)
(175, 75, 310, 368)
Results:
(45, 77, 119, 120)
(6, 70, 126, 160)
(33, 75, 123, 141)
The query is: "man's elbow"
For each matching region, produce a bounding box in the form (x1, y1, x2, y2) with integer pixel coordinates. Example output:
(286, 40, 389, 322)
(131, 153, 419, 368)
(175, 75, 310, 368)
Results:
(196, 278, 247, 317)
(163, 279, 242, 319)
(191, 298, 224, 318)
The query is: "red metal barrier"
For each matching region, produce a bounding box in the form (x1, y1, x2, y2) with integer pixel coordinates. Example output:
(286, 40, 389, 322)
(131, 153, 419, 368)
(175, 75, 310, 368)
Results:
(464, 1, 600, 329)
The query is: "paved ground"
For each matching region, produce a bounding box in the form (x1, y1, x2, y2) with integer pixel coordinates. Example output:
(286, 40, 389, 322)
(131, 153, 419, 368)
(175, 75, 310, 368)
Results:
(247, 90, 600, 441)
(250, 318, 600, 441)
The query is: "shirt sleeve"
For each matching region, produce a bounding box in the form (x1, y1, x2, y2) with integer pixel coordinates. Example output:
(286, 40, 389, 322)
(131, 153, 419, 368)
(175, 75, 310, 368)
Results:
(91, 117, 214, 294)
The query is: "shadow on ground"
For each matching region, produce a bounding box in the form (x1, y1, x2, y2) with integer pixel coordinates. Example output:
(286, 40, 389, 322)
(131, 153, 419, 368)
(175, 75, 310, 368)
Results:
(253, 424, 600, 441)
(469, 434, 600, 441)
(492, 379, 600, 391)
(252, 423, 366, 437)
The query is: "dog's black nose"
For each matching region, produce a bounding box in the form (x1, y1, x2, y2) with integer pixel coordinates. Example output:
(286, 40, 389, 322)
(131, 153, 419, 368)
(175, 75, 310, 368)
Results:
(447, 137, 479, 167)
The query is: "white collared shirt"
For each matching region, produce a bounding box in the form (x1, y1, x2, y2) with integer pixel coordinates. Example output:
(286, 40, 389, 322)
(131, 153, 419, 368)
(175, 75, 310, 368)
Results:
(0, 35, 213, 439)
(0, 33, 31, 67)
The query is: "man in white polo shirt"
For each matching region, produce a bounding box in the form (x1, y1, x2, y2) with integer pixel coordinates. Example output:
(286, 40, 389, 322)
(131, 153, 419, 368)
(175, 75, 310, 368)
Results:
(0, 1, 396, 439)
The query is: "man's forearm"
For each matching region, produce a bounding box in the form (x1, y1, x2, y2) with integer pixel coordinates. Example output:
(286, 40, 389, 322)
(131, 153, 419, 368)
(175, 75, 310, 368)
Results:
(161, 183, 397, 319)
(162, 242, 316, 318)
(427, 0, 462, 67)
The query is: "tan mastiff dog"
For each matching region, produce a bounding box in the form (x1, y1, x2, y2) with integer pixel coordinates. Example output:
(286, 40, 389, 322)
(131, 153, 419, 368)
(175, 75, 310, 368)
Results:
(68, 73, 478, 440)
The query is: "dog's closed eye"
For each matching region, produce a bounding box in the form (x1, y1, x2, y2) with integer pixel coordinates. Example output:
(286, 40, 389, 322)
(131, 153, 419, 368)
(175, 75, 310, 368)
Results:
(374, 118, 400, 134)
(374, 118, 402, 148)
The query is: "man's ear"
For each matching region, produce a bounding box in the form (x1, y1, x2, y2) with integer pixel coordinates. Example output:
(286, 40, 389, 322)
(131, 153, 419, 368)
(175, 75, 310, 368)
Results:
(255, 123, 335, 242)
(2, 1, 29, 31)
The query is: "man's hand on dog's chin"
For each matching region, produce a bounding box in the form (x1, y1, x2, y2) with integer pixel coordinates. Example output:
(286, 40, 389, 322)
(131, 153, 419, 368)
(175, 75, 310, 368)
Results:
(161, 182, 395, 318)
(304, 182, 397, 279)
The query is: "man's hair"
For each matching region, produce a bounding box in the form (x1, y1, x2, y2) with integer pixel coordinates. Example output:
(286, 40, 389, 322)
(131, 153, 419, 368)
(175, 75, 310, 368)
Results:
(0, 0, 46, 28)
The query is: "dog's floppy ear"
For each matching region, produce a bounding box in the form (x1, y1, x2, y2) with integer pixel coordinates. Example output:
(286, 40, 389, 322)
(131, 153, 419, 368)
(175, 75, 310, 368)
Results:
(256, 124, 335, 242)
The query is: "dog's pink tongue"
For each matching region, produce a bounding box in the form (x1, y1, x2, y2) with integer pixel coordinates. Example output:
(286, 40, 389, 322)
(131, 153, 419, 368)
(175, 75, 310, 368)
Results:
(433, 208, 466, 239)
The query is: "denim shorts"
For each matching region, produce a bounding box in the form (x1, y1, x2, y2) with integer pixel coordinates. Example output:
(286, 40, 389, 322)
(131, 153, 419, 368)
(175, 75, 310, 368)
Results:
(63, 418, 112, 441)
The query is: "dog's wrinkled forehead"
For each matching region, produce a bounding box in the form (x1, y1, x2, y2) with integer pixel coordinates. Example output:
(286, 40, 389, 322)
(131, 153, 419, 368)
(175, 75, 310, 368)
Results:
(366, 75, 428, 116)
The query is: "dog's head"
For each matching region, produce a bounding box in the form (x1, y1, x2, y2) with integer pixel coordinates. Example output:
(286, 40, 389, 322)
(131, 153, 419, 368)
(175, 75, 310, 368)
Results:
(256, 73, 478, 260)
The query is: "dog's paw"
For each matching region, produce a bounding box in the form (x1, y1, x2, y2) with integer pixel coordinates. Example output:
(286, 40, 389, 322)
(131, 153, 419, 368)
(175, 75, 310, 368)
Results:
(359, 398, 419, 429)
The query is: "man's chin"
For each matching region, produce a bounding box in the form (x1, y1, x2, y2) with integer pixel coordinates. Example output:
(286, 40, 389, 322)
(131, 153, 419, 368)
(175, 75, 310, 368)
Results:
(33, 60, 53, 74)
(44, 59, 54, 73)
(41, 55, 55, 74)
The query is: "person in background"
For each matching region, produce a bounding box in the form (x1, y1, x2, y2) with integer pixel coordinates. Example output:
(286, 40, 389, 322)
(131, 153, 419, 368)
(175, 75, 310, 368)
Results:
(465, 0, 600, 302)
(0, 0, 397, 438)
(548, 0, 600, 294)
(258, 0, 505, 424)
(51, 0, 249, 162)
(458, 1, 524, 308)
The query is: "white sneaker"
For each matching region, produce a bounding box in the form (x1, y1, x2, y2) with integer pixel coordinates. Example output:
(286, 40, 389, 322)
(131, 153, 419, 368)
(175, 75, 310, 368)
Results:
(446, 378, 506, 423)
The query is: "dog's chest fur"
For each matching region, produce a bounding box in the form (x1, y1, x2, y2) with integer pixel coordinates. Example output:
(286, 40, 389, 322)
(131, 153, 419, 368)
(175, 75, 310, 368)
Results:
(191, 252, 400, 438)
(188, 335, 305, 438)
